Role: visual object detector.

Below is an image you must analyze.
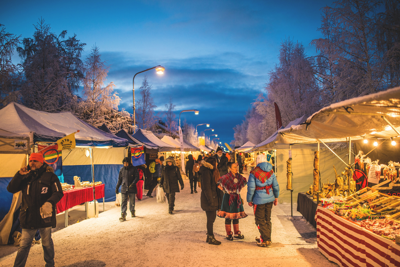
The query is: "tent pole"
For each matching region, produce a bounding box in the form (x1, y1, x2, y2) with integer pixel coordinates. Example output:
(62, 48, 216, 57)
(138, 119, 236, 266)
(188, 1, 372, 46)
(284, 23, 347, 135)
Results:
(289, 145, 293, 217)
(91, 147, 97, 217)
(317, 139, 349, 166)
(348, 137, 351, 196)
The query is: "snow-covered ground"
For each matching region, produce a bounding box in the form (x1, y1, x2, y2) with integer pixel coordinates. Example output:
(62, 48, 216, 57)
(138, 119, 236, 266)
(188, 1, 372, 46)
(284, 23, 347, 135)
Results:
(0, 179, 335, 267)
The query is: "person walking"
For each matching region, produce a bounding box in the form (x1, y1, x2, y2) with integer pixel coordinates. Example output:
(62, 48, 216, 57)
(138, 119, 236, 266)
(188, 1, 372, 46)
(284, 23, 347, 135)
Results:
(185, 154, 197, 194)
(116, 157, 140, 221)
(217, 162, 247, 240)
(200, 157, 222, 245)
(215, 147, 228, 176)
(7, 153, 64, 267)
(160, 156, 184, 214)
(247, 161, 279, 247)
(146, 160, 158, 198)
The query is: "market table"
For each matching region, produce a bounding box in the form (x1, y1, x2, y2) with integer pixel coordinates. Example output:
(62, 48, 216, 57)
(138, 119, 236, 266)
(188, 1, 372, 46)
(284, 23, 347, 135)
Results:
(297, 192, 317, 228)
(316, 206, 400, 267)
(56, 184, 105, 227)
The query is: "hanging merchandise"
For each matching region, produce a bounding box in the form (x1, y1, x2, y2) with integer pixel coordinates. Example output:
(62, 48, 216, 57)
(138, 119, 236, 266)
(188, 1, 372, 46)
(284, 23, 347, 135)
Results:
(38, 144, 64, 183)
(131, 146, 145, 166)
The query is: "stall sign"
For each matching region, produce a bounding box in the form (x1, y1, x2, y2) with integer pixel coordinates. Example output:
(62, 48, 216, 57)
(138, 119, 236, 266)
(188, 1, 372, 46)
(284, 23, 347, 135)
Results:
(131, 146, 145, 166)
(14, 140, 28, 150)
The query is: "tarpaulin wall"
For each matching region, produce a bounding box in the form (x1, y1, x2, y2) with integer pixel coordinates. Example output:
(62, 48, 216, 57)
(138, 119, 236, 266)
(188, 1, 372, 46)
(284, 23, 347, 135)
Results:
(62, 147, 127, 202)
(0, 154, 25, 222)
(275, 145, 352, 203)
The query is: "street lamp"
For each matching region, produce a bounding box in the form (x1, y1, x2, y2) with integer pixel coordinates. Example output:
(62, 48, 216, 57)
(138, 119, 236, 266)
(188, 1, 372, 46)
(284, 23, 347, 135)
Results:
(212, 138, 220, 142)
(210, 134, 218, 137)
(132, 65, 165, 133)
(203, 128, 214, 135)
(196, 123, 210, 135)
(179, 109, 199, 128)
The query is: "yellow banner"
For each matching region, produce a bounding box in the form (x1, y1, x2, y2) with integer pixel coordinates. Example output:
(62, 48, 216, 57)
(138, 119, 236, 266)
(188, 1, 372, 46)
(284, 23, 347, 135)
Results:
(225, 143, 233, 151)
(57, 132, 76, 150)
(198, 136, 205, 146)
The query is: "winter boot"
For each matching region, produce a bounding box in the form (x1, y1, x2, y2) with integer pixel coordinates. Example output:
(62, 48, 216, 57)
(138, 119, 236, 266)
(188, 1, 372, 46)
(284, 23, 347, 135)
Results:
(225, 224, 233, 241)
(207, 235, 221, 245)
(233, 224, 244, 239)
(119, 213, 126, 222)
(131, 211, 135, 217)
(206, 233, 210, 243)
(257, 240, 271, 247)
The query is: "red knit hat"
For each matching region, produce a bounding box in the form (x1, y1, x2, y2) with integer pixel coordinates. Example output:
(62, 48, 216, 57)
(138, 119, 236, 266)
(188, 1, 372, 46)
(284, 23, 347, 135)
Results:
(29, 153, 44, 163)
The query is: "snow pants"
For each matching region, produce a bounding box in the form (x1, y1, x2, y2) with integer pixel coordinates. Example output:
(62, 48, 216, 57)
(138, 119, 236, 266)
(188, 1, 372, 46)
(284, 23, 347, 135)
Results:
(255, 202, 273, 242)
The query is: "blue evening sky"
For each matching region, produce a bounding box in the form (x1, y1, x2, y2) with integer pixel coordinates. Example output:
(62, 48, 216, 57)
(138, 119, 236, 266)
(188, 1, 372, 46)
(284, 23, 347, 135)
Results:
(1, 0, 334, 146)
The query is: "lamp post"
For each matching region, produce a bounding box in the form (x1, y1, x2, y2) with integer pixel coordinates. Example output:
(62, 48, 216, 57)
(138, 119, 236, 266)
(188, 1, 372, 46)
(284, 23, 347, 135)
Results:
(203, 128, 214, 136)
(132, 65, 165, 133)
(210, 134, 218, 138)
(178, 109, 199, 173)
(196, 123, 210, 135)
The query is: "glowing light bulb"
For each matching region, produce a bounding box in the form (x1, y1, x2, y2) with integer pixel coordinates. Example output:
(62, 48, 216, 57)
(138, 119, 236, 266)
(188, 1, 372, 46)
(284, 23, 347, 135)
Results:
(363, 139, 368, 144)
(392, 140, 396, 146)
(373, 141, 378, 147)
(194, 111, 199, 115)
(155, 66, 165, 75)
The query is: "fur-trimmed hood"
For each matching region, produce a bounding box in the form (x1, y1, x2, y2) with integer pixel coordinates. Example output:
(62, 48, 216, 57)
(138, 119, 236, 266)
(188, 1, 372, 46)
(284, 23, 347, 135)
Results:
(201, 160, 213, 170)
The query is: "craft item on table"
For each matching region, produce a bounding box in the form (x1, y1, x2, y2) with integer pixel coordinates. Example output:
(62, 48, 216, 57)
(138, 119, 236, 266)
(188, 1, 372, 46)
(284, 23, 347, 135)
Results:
(313, 151, 320, 201)
(368, 163, 381, 185)
(74, 176, 82, 188)
(61, 183, 73, 191)
(353, 157, 368, 191)
(286, 158, 292, 190)
(333, 166, 344, 196)
(359, 218, 400, 240)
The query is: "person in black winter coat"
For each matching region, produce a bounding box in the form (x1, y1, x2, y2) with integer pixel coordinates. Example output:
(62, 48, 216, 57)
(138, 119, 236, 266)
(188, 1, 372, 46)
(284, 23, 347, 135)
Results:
(160, 156, 184, 214)
(185, 154, 197, 194)
(7, 153, 64, 267)
(200, 157, 222, 245)
(215, 147, 229, 176)
(116, 157, 140, 221)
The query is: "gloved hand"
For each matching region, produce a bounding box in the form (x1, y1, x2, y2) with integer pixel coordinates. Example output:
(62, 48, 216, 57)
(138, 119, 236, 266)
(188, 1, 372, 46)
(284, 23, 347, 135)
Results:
(40, 202, 53, 219)
(181, 184, 184, 190)
(248, 202, 253, 207)
(115, 189, 119, 194)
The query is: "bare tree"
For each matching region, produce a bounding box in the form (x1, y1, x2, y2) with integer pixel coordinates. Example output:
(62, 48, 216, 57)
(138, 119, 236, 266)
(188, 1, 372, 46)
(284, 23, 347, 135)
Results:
(164, 97, 177, 134)
(136, 76, 157, 130)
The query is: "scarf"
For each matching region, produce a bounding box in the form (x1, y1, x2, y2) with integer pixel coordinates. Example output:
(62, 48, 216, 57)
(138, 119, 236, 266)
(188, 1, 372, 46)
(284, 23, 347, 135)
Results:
(219, 172, 247, 209)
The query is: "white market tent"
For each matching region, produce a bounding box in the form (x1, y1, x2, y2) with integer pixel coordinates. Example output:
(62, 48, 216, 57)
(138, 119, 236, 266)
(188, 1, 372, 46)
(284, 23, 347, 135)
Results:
(160, 136, 181, 150)
(173, 138, 200, 152)
(198, 145, 211, 152)
(132, 129, 176, 152)
(278, 86, 400, 144)
(249, 115, 349, 204)
(236, 141, 255, 152)
(0, 102, 129, 244)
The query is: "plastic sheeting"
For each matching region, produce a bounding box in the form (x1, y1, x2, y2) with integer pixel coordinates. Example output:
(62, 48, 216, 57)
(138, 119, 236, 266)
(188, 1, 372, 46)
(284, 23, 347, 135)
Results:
(275, 145, 352, 203)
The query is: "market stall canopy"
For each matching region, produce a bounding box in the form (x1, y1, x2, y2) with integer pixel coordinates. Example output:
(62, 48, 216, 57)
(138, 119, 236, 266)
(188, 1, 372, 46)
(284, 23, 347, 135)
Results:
(160, 136, 180, 149)
(251, 115, 307, 151)
(0, 102, 128, 147)
(132, 129, 176, 152)
(116, 129, 158, 153)
(198, 145, 211, 152)
(173, 138, 200, 152)
(0, 129, 30, 154)
(278, 86, 400, 144)
(236, 141, 255, 152)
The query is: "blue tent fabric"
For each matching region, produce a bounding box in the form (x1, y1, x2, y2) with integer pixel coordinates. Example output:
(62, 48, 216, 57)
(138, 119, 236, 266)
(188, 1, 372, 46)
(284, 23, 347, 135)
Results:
(0, 178, 13, 222)
(63, 164, 122, 202)
(98, 124, 113, 134)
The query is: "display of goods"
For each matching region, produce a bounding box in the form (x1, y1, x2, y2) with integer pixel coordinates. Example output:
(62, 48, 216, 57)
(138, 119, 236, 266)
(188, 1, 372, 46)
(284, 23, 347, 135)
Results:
(359, 218, 400, 240)
(61, 183, 73, 191)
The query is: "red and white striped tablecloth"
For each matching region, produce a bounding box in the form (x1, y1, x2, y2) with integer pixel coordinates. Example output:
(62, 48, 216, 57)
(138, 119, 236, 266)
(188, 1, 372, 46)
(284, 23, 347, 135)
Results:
(316, 206, 400, 267)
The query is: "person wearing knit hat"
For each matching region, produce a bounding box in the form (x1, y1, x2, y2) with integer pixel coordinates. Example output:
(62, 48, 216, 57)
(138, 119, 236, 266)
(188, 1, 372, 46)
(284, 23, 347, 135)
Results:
(7, 153, 64, 266)
(160, 156, 184, 214)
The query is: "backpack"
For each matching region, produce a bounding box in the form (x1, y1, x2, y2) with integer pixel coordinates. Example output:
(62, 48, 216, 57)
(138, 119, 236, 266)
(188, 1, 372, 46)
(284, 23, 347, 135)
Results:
(193, 162, 201, 174)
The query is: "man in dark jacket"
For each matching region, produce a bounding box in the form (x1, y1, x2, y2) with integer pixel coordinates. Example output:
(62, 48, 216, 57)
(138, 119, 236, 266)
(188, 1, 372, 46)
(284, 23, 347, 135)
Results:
(215, 147, 228, 176)
(116, 157, 140, 221)
(160, 156, 184, 214)
(7, 153, 64, 267)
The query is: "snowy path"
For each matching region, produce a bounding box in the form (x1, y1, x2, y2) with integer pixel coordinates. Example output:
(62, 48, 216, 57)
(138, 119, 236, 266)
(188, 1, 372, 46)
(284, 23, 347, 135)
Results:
(0, 179, 335, 267)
